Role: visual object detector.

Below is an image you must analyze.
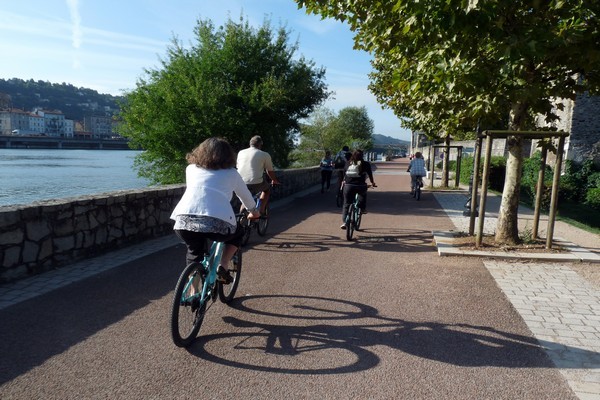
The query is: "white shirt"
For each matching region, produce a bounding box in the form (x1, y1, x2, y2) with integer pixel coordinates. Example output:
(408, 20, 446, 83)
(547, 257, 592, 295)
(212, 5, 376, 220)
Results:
(170, 165, 257, 226)
(236, 146, 274, 185)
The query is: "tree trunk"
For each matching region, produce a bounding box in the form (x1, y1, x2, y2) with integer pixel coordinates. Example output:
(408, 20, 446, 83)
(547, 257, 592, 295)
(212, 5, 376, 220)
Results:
(495, 102, 527, 245)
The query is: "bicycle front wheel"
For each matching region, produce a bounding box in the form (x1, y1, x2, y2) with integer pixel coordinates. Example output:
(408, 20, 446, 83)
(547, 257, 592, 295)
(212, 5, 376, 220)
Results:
(256, 203, 269, 236)
(346, 204, 355, 241)
(218, 247, 242, 303)
(170, 262, 207, 348)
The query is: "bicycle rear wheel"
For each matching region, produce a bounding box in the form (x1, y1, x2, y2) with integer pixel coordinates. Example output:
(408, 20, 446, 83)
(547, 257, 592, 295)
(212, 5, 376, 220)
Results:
(218, 247, 242, 303)
(171, 262, 207, 347)
(256, 203, 269, 236)
(346, 204, 355, 241)
(416, 185, 421, 200)
(355, 206, 362, 231)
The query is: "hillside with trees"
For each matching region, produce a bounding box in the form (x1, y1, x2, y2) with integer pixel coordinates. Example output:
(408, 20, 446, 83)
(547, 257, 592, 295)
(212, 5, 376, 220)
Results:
(0, 78, 122, 121)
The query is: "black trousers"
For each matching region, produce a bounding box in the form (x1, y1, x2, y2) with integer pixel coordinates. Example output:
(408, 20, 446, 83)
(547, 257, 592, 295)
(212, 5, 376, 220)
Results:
(321, 170, 333, 189)
(175, 224, 243, 266)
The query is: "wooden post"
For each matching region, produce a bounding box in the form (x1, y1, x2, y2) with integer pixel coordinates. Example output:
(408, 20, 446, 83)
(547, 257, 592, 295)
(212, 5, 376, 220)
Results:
(532, 145, 547, 239)
(455, 147, 462, 188)
(546, 136, 565, 249)
(428, 142, 435, 189)
(476, 134, 493, 247)
(469, 137, 483, 236)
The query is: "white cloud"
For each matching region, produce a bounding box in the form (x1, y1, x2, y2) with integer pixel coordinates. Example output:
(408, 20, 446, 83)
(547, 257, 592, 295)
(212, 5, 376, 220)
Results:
(66, 0, 82, 49)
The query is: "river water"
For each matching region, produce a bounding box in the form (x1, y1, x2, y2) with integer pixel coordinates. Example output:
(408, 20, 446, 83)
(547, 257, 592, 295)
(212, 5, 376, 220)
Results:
(0, 149, 152, 207)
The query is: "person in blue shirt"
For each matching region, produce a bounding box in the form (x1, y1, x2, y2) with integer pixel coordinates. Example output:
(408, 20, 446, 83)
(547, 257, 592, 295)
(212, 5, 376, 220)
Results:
(407, 151, 427, 193)
(320, 150, 334, 193)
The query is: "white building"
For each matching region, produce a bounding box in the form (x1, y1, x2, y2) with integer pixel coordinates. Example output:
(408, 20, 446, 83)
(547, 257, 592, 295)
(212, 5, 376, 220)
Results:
(0, 109, 74, 137)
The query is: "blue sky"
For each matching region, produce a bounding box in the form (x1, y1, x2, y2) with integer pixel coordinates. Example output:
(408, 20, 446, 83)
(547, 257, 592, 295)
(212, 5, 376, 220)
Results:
(0, 0, 411, 140)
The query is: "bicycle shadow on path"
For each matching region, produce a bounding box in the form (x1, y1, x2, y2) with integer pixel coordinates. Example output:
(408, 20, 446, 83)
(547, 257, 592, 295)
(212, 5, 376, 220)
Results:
(186, 294, 600, 375)
(251, 229, 436, 255)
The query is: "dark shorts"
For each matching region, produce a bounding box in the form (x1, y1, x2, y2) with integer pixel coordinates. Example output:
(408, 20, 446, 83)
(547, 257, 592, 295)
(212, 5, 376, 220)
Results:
(246, 181, 271, 196)
(175, 224, 244, 264)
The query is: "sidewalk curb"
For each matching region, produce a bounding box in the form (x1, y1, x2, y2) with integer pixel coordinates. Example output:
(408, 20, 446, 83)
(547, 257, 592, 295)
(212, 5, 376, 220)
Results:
(432, 230, 600, 263)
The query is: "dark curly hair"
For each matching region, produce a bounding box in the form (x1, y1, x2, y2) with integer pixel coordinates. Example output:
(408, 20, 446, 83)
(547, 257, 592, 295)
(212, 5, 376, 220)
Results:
(186, 137, 236, 170)
(349, 149, 364, 163)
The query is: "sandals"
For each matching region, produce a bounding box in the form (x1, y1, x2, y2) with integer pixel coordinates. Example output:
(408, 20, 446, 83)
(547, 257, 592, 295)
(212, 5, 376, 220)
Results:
(217, 266, 233, 284)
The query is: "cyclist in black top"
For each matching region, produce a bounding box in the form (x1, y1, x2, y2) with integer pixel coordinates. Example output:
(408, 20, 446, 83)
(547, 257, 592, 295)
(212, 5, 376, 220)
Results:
(340, 149, 376, 229)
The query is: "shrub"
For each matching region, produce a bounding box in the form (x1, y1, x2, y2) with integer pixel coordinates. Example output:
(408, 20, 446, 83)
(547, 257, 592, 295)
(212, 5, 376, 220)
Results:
(457, 155, 505, 191)
(520, 152, 553, 207)
(561, 160, 600, 201)
(460, 156, 474, 185)
(587, 172, 600, 189)
(586, 188, 600, 210)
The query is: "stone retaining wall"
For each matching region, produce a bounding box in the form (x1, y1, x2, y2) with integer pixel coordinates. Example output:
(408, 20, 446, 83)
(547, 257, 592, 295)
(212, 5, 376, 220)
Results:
(0, 166, 320, 283)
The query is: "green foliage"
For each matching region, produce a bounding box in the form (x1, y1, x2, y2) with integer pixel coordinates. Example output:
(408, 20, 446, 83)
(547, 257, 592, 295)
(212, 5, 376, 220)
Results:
(588, 172, 600, 189)
(520, 152, 553, 209)
(586, 188, 600, 210)
(459, 155, 474, 185)
(457, 154, 505, 191)
(118, 16, 329, 184)
(559, 160, 600, 202)
(294, 105, 374, 167)
(0, 78, 121, 121)
(298, 0, 600, 135)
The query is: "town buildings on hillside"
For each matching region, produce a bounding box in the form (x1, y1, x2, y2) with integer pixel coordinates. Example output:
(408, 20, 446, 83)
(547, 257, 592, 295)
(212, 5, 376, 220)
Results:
(0, 108, 119, 139)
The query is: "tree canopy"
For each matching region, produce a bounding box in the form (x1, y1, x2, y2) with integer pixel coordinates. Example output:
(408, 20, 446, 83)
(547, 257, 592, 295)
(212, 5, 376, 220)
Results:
(292, 105, 374, 167)
(297, 0, 600, 243)
(118, 16, 329, 184)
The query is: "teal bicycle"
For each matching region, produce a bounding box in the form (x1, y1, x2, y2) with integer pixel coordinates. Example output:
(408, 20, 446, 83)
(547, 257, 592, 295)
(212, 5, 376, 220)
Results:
(345, 185, 374, 241)
(170, 240, 242, 347)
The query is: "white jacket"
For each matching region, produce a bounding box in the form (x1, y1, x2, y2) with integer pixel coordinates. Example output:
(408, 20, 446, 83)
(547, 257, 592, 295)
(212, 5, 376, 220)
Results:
(170, 165, 257, 226)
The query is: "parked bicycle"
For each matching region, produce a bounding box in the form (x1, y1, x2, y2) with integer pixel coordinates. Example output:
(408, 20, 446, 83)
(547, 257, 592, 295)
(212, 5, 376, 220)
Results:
(170, 240, 242, 347)
(411, 175, 423, 201)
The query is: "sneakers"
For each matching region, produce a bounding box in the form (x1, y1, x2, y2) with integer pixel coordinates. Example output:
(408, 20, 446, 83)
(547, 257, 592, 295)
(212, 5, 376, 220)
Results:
(340, 223, 347, 229)
(217, 266, 233, 284)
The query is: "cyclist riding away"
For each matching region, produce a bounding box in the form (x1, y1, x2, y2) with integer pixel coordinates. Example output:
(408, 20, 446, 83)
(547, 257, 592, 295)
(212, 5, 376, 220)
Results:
(334, 145, 352, 193)
(236, 135, 280, 213)
(340, 149, 376, 229)
(407, 151, 427, 193)
(171, 137, 260, 284)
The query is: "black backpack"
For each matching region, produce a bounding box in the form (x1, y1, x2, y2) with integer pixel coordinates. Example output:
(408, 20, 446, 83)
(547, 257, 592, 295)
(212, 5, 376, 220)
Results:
(333, 153, 346, 169)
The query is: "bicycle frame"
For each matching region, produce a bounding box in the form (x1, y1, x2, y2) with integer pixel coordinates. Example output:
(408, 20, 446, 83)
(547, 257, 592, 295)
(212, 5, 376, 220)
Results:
(181, 241, 224, 304)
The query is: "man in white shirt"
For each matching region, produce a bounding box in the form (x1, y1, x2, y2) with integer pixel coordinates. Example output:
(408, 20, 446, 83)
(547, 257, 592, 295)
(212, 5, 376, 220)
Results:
(236, 135, 280, 213)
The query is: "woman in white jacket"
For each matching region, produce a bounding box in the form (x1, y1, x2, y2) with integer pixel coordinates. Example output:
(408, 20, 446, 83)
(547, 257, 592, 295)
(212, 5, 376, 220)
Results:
(171, 137, 259, 283)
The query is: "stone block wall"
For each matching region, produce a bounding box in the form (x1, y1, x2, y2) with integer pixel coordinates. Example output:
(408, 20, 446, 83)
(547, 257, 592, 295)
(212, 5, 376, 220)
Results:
(0, 166, 320, 283)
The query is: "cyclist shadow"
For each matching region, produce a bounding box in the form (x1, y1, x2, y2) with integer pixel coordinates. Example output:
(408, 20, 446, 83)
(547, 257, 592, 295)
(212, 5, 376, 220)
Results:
(186, 294, 600, 374)
(251, 229, 436, 254)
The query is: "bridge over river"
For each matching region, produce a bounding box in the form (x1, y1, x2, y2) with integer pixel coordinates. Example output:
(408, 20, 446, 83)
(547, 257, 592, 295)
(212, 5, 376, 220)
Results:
(0, 134, 132, 150)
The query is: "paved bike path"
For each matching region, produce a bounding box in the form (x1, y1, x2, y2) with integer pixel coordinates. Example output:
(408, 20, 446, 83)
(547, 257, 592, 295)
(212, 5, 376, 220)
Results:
(0, 160, 581, 399)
